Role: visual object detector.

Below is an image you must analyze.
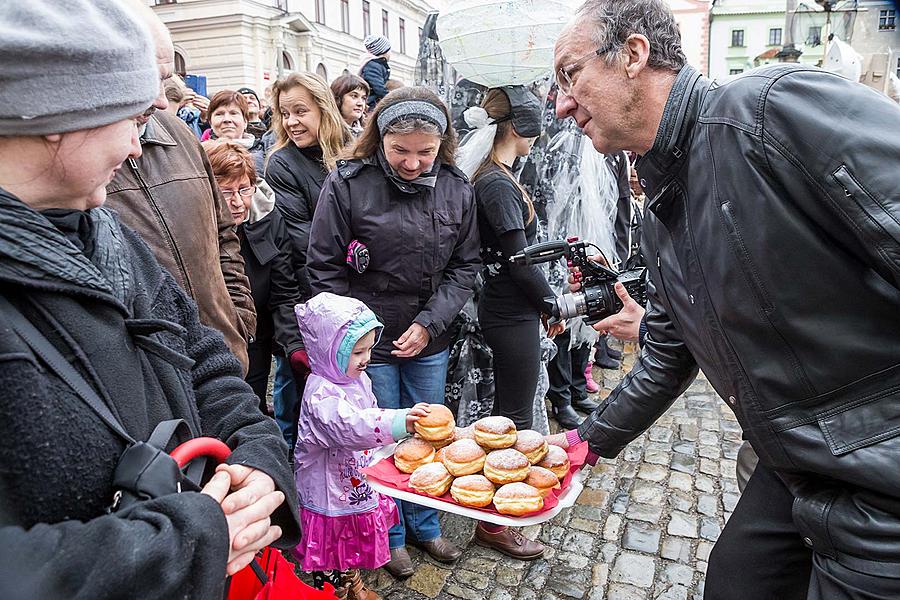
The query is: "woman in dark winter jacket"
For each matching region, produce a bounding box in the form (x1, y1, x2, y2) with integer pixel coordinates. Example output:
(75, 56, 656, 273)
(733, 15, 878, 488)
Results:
(307, 86, 480, 579)
(206, 89, 267, 177)
(264, 72, 352, 447)
(203, 140, 304, 413)
(0, 2, 300, 598)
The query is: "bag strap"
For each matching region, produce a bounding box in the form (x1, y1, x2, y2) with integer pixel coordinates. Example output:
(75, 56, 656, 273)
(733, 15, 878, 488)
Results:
(0, 294, 135, 444)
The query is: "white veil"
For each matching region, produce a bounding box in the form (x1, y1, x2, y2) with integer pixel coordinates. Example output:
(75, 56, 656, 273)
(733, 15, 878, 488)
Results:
(455, 106, 498, 179)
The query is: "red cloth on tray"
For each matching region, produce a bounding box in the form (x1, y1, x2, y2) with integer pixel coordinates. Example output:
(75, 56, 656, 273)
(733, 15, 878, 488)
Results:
(361, 442, 588, 517)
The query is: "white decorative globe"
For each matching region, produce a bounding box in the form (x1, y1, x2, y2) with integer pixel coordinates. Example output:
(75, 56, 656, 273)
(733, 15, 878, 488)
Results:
(437, 0, 576, 87)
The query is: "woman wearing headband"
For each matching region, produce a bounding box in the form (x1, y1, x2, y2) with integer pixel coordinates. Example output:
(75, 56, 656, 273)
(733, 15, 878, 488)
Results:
(306, 86, 480, 579)
(457, 86, 559, 560)
(0, 2, 299, 596)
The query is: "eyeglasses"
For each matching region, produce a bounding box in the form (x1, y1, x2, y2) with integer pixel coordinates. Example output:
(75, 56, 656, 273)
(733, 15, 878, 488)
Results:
(555, 42, 617, 96)
(220, 186, 256, 201)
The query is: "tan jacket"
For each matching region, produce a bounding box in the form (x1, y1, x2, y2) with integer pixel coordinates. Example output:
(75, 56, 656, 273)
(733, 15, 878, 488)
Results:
(106, 111, 255, 372)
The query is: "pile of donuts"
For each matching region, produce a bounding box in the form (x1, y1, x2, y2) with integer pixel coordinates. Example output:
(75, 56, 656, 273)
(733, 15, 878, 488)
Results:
(392, 406, 571, 517)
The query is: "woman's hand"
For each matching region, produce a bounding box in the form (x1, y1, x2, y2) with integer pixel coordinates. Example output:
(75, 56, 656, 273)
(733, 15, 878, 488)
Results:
(406, 402, 432, 433)
(542, 314, 566, 339)
(211, 464, 286, 575)
(391, 323, 430, 358)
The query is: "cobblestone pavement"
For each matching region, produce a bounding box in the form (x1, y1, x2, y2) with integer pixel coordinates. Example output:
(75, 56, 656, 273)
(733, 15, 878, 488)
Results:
(359, 342, 742, 600)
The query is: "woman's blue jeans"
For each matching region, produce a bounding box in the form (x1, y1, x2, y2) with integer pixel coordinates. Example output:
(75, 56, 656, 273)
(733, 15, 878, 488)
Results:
(367, 348, 450, 549)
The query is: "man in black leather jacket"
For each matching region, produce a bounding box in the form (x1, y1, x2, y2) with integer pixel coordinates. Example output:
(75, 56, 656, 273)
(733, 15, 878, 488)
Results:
(549, 1, 900, 598)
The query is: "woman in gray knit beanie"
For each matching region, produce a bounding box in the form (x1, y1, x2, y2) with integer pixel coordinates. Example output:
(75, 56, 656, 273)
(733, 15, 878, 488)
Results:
(0, 2, 301, 598)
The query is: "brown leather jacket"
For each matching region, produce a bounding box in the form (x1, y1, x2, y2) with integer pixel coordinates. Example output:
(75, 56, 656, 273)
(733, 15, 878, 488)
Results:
(106, 111, 256, 372)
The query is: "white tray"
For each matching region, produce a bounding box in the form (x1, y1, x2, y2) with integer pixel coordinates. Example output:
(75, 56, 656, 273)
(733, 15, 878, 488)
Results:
(365, 443, 585, 527)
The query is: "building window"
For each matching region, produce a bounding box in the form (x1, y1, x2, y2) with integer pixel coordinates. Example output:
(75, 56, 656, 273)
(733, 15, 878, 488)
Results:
(768, 28, 782, 46)
(807, 26, 822, 45)
(281, 51, 294, 71)
(399, 18, 406, 54)
(316, 63, 328, 80)
(363, 1, 371, 37)
(174, 51, 186, 77)
(382, 9, 389, 37)
(896, 56, 900, 78)
(879, 9, 896, 31)
(731, 29, 745, 47)
(315, 0, 325, 25)
(341, 0, 349, 33)
(729, 68, 743, 75)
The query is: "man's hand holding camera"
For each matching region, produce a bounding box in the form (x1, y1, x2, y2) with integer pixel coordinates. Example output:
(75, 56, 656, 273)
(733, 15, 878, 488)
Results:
(568, 255, 645, 342)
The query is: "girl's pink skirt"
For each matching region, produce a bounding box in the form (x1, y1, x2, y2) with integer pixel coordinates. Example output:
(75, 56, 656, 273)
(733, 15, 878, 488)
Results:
(292, 492, 399, 572)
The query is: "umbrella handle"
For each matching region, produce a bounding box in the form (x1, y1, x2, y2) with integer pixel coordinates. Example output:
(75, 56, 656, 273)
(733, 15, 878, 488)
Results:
(170, 437, 232, 468)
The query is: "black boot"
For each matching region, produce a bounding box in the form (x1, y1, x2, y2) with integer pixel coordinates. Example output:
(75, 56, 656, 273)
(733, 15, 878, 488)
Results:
(594, 336, 620, 369)
(549, 396, 583, 429)
(572, 395, 600, 413)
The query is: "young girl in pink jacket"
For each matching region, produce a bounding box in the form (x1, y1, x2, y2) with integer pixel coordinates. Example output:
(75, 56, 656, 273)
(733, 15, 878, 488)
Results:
(293, 292, 429, 598)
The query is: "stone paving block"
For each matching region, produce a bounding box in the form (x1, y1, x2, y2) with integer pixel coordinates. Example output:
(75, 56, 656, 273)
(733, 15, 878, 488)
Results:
(720, 459, 737, 479)
(698, 494, 718, 516)
(445, 583, 481, 600)
(672, 440, 696, 455)
(655, 583, 690, 600)
(668, 511, 699, 538)
(645, 448, 673, 465)
(623, 445, 643, 462)
(632, 481, 667, 506)
(668, 490, 693, 513)
(459, 556, 497, 575)
(406, 562, 452, 598)
(669, 471, 693, 491)
(603, 514, 623, 541)
(525, 559, 550, 588)
(488, 587, 514, 600)
(558, 551, 591, 569)
(661, 561, 694, 587)
(540, 524, 567, 546)
(571, 517, 601, 534)
(699, 459, 719, 476)
(649, 426, 674, 443)
(573, 504, 606, 521)
(611, 552, 656, 588)
(611, 491, 630, 514)
(608, 584, 649, 600)
(495, 565, 524, 587)
(700, 418, 720, 431)
(661, 537, 692, 564)
(671, 453, 696, 474)
(516, 587, 539, 600)
(696, 540, 714, 562)
(620, 462, 639, 478)
(627, 502, 664, 523)
(698, 445, 720, 459)
(722, 478, 739, 493)
(722, 492, 739, 513)
(699, 517, 722, 541)
(561, 530, 596, 556)
(694, 474, 715, 493)
(697, 560, 708, 574)
(548, 565, 591, 598)
(601, 542, 620, 563)
(697, 430, 718, 446)
(454, 570, 490, 590)
(577, 488, 610, 507)
(679, 424, 699, 441)
(722, 440, 741, 460)
(622, 520, 662, 553)
(638, 463, 669, 482)
(593, 562, 610, 588)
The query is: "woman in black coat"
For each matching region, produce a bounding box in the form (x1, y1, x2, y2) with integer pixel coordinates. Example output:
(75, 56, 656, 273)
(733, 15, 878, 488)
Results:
(263, 72, 351, 448)
(0, 3, 299, 597)
(306, 86, 480, 578)
(203, 140, 304, 414)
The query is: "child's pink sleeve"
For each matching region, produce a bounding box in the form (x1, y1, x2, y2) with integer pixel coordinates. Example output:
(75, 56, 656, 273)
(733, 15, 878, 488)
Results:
(300, 384, 410, 450)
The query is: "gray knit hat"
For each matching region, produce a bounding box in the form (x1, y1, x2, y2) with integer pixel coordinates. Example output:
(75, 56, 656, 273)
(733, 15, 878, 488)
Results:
(0, 0, 159, 136)
(364, 35, 391, 57)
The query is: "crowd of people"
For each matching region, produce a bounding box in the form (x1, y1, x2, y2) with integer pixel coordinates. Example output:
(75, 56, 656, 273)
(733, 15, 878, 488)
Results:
(1, 0, 898, 599)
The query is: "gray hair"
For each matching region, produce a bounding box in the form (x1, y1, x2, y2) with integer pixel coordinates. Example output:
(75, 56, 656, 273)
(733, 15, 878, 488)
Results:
(575, 0, 685, 72)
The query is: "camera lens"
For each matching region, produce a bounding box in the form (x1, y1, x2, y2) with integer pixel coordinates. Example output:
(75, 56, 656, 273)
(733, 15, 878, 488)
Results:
(554, 291, 587, 320)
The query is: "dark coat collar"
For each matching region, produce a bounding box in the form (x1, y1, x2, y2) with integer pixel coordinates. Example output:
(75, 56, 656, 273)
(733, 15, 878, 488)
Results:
(636, 65, 709, 202)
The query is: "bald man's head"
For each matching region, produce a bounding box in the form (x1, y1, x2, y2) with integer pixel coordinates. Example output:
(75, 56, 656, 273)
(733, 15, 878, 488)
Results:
(123, 0, 175, 127)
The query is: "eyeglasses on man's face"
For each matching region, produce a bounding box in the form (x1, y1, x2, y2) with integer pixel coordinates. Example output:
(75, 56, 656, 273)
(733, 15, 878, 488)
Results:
(555, 41, 617, 96)
(220, 186, 256, 201)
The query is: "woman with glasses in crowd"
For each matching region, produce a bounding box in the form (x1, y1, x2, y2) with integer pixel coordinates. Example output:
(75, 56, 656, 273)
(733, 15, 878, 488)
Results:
(202, 140, 303, 416)
(265, 72, 352, 448)
(0, 2, 299, 597)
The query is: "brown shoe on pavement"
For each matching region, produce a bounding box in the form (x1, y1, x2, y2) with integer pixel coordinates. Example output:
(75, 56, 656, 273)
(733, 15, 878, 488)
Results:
(411, 536, 462, 563)
(474, 524, 545, 560)
(341, 569, 381, 600)
(383, 547, 414, 579)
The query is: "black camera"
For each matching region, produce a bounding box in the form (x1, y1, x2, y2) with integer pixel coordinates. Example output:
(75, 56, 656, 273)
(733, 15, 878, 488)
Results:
(510, 237, 647, 323)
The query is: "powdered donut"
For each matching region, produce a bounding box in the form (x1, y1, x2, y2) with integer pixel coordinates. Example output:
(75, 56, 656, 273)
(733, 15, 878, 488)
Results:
(413, 404, 455, 442)
(450, 474, 495, 508)
(493, 482, 544, 516)
(452, 425, 476, 442)
(473, 416, 517, 449)
(524, 466, 561, 498)
(537, 444, 570, 479)
(409, 462, 453, 497)
(483, 448, 530, 484)
(513, 429, 549, 464)
(442, 439, 487, 476)
(394, 436, 435, 473)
